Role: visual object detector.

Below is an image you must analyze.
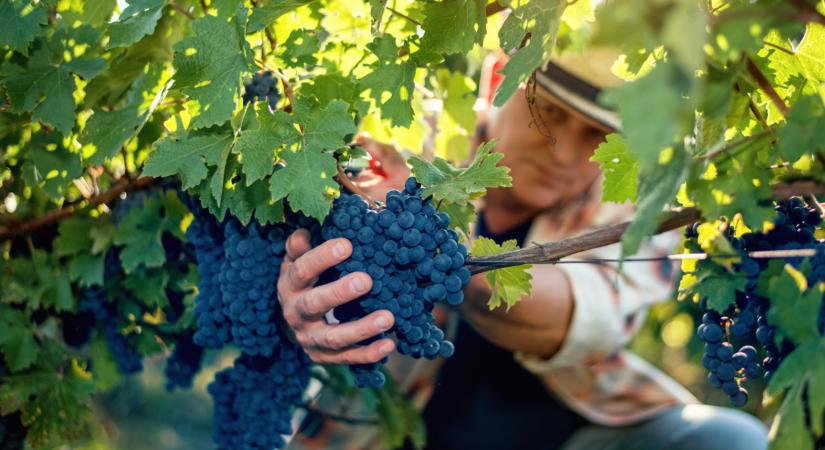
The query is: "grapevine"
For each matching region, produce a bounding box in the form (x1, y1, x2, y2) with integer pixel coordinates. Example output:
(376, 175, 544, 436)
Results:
(0, 1, 824, 450)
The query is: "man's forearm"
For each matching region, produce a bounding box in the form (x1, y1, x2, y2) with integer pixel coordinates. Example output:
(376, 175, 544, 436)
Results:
(458, 266, 575, 359)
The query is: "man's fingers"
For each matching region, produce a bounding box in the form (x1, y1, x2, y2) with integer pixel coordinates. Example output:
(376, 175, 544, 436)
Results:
(307, 338, 396, 365)
(284, 238, 352, 289)
(284, 229, 312, 263)
(303, 310, 394, 350)
(297, 272, 372, 320)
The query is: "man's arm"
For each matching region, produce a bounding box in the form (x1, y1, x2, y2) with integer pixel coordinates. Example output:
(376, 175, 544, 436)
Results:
(460, 266, 575, 359)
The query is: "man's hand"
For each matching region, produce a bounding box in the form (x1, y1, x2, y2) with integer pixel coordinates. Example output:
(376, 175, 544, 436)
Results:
(277, 229, 396, 364)
(351, 134, 410, 200)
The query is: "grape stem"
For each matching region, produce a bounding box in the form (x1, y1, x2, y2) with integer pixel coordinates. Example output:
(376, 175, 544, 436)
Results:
(335, 165, 382, 209)
(745, 56, 789, 116)
(805, 193, 825, 219)
(465, 179, 825, 274)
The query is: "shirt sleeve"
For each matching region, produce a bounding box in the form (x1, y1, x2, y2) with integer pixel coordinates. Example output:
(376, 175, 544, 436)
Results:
(515, 233, 678, 373)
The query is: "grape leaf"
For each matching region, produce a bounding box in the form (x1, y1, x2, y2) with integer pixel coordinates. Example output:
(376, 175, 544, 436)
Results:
(172, 13, 251, 128)
(437, 200, 475, 239)
(269, 146, 339, 221)
(0, 354, 95, 448)
(690, 266, 748, 313)
(0, 48, 77, 134)
(590, 133, 638, 203)
(55, 218, 94, 257)
(235, 106, 301, 184)
(368, 0, 389, 31)
(436, 69, 477, 132)
(470, 237, 532, 310)
(293, 98, 356, 152)
(281, 29, 321, 67)
(777, 94, 825, 162)
(248, 0, 316, 32)
(21, 143, 83, 200)
(359, 35, 417, 127)
(621, 147, 688, 256)
(420, 0, 486, 56)
(0, 308, 37, 371)
(142, 134, 234, 191)
(493, 0, 566, 106)
(106, 0, 164, 49)
(764, 269, 821, 346)
(374, 369, 426, 450)
(3, 251, 73, 312)
(409, 140, 511, 205)
(113, 199, 167, 272)
(766, 338, 825, 448)
(68, 254, 105, 288)
(124, 268, 170, 310)
(0, 0, 47, 55)
(601, 62, 694, 170)
(62, 0, 117, 26)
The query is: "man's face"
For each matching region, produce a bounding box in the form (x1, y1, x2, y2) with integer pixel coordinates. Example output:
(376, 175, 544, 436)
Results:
(486, 87, 610, 211)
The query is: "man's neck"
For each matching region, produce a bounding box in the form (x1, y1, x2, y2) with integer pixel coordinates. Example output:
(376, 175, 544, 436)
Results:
(483, 191, 539, 235)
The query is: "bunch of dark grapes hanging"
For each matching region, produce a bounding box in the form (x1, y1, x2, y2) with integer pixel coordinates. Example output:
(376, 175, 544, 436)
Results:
(242, 71, 281, 109)
(187, 202, 319, 450)
(321, 177, 471, 387)
(691, 197, 824, 407)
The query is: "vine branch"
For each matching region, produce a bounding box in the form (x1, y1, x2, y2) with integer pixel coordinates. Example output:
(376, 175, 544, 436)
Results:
(336, 166, 381, 209)
(465, 179, 825, 274)
(168, 2, 196, 20)
(0, 176, 155, 241)
(745, 56, 789, 116)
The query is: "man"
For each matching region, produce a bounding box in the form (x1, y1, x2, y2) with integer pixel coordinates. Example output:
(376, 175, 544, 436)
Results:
(277, 47, 769, 449)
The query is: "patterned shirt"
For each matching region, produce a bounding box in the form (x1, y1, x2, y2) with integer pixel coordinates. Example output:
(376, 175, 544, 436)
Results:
(288, 180, 698, 449)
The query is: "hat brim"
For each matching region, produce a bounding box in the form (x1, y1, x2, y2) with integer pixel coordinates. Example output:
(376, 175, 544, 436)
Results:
(534, 63, 621, 131)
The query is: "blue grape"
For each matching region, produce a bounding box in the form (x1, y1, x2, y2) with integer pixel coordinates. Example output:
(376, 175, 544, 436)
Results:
(164, 334, 205, 391)
(321, 177, 470, 387)
(78, 289, 143, 375)
(242, 71, 281, 109)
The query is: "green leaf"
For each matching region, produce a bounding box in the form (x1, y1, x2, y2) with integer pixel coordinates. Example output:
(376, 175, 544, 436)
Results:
(368, 0, 388, 31)
(436, 201, 475, 239)
(235, 106, 301, 184)
(293, 98, 356, 152)
(68, 254, 105, 288)
(359, 35, 417, 127)
(493, 0, 566, 106)
(0, 0, 47, 55)
(21, 143, 83, 200)
(436, 69, 477, 132)
(269, 147, 339, 221)
(1, 49, 77, 134)
(420, 0, 486, 56)
(374, 371, 427, 449)
(766, 338, 825, 449)
(248, 0, 316, 32)
(0, 308, 37, 371)
(621, 147, 688, 256)
(142, 134, 234, 191)
(172, 14, 251, 128)
(409, 140, 511, 204)
(281, 29, 321, 67)
(0, 354, 95, 447)
(113, 199, 166, 272)
(124, 268, 170, 310)
(55, 218, 93, 257)
(764, 269, 822, 346)
(470, 237, 532, 310)
(777, 94, 825, 162)
(106, 0, 164, 48)
(601, 62, 694, 170)
(82, 108, 145, 164)
(590, 134, 638, 203)
(691, 267, 748, 313)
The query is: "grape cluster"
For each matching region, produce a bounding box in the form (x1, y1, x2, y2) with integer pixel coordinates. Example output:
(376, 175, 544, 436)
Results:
(186, 203, 319, 449)
(321, 177, 471, 387)
(208, 346, 311, 450)
(164, 334, 205, 391)
(242, 71, 280, 109)
(691, 198, 824, 406)
(187, 205, 232, 348)
(78, 289, 143, 375)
